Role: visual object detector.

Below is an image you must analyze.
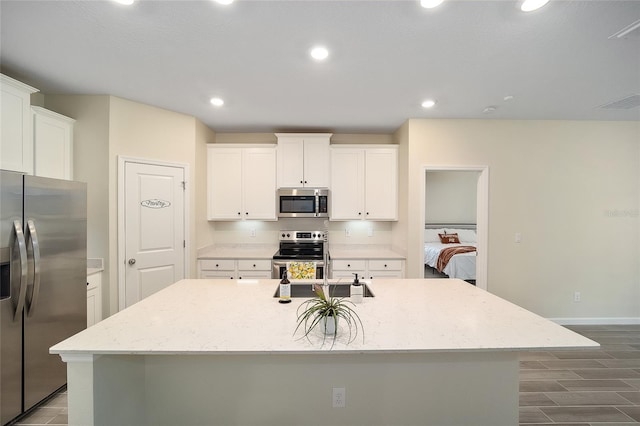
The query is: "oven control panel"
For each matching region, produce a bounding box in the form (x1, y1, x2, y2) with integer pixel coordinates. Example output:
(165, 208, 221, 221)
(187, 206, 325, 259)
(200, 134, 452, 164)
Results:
(279, 231, 325, 241)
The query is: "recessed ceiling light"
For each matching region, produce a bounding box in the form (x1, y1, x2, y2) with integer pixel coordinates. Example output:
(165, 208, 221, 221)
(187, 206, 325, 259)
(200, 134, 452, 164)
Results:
(503, 95, 514, 102)
(483, 106, 497, 113)
(112, 0, 134, 5)
(214, 0, 234, 4)
(210, 97, 224, 107)
(420, 0, 444, 9)
(421, 99, 437, 108)
(521, 0, 549, 12)
(310, 46, 329, 61)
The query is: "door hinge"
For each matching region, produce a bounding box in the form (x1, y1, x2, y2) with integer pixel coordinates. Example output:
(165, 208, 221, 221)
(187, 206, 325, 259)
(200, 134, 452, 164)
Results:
(181, 181, 186, 190)
(183, 240, 186, 248)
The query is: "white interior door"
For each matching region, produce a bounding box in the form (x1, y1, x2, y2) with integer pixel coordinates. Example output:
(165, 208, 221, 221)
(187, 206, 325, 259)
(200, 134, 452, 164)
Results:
(124, 161, 185, 307)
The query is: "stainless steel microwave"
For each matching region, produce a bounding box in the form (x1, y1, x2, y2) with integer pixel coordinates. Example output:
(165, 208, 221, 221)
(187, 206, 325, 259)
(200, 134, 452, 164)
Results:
(277, 188, 329, 218)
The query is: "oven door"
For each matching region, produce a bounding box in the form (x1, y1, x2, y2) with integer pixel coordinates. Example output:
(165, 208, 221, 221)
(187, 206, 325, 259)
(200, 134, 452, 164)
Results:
(272, 260, 324, 280)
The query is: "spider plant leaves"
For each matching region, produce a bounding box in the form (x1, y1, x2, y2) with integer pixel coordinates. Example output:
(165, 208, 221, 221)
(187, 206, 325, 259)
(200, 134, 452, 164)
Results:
(294, 285, 365, 349)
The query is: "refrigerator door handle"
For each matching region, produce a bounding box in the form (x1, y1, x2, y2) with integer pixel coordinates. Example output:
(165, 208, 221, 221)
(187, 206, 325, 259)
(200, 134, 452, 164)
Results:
(12, 220, 28, 321)
(25, 220, 41, 317)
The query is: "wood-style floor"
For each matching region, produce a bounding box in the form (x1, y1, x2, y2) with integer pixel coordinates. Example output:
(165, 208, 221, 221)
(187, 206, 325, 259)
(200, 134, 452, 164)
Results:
(10, 325, 640, 425)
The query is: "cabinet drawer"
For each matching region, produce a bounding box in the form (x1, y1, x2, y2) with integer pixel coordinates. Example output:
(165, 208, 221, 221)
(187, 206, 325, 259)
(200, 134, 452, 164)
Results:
(331, 260, 366, 271)
(368, 259, 403, 271)
(200, 259, 235, 271)
(200, 271, 235, 279)
(237, 259, 271, 271)
(238, 271, 272, 279)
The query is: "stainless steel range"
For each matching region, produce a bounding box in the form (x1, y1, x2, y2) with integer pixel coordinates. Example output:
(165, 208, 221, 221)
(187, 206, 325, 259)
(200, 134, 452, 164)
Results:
(272, 231, 326, 279)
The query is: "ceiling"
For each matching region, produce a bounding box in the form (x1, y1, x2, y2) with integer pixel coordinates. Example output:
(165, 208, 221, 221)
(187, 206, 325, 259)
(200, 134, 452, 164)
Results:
(1, 0, 639, 133)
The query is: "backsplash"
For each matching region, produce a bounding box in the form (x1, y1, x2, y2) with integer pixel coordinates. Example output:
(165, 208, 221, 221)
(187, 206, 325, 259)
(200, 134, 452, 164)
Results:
(205, 219, 393, 247)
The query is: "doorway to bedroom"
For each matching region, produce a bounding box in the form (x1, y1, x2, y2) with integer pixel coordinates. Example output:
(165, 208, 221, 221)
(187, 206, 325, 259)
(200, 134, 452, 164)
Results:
(421, 166, 489, 291)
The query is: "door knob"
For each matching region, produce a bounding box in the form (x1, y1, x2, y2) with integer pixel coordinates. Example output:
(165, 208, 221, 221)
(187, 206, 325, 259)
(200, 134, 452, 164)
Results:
(128, 258, 136, 265)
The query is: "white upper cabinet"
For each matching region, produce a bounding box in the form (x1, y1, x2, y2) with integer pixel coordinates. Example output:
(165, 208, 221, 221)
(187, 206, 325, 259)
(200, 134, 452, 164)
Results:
(330, 145, 398, 221)
(1, 74, 38, 174)
(32, 106, 75, 180)
(276, 133, 331, 188)
(207, 144, 277, 221)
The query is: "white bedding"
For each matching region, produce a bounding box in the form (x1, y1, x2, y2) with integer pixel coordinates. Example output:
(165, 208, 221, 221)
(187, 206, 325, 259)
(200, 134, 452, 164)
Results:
(424, 242, 477, 280)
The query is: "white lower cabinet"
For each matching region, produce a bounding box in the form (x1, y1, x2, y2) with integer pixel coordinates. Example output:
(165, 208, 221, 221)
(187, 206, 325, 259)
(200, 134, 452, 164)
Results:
(330, 260, 366, 280)
(87, 272, 102, 328)
(367, 259, 404, 279)
(237, 259, 272, 279)
(198, 258, 272, 279)
(331, 258, 403, 280)
(199, 259, 236, 279)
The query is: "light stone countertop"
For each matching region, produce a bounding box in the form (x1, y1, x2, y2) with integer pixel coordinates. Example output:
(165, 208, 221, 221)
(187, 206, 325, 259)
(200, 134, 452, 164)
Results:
(197, 244, 278, 259)
(51, 278, 597, 356)
(329, 245, 405, 260)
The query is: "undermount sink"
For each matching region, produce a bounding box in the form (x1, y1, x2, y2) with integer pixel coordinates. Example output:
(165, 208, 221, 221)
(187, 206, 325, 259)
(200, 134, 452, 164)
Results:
(273, 283, 375, 298)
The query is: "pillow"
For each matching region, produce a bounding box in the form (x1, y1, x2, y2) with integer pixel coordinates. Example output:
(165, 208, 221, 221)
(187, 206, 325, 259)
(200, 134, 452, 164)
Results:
(424, 228, 446, 243)
(446, 229, 477, 243)
(438, 233, 460, 244)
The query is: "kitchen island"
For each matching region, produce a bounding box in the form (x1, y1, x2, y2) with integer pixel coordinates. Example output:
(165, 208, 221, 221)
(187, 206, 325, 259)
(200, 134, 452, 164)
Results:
(51, 278, 597, 426)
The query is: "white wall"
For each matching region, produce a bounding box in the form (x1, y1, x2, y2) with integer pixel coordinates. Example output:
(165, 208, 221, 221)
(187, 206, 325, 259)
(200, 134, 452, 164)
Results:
(425, 171, 479, 224)
(398, 119, 640, 321)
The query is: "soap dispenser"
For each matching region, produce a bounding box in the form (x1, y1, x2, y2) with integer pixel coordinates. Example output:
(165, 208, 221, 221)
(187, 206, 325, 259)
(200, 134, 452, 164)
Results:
(279, 271, 291, 304)
(350, 273, 363, 304)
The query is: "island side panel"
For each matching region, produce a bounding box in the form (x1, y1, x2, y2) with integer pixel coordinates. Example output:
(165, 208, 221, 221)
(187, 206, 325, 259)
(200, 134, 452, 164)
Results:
(143, 351, 519, 426)
(63, 355, 147, 426)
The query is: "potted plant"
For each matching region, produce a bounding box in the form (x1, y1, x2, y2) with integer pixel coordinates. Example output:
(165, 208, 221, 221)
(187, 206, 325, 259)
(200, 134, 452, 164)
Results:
(294, 284, 364, 347)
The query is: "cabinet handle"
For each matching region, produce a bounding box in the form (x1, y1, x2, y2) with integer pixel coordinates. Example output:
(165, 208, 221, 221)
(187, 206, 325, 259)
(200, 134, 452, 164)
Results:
(300, 180, 303, 184)
(366, 212, 370, 216)
(245, 212, 249, 215)
(384, 264, 388, 268)
(253, 264, 256, 268)
(216, 264, 219, 267)
(229, 276, 233, 279)
(358, 212, 362, 216)
(304, 180, 307, 184)
(237, 212, 241, 215)
(347, 264, 351, 268)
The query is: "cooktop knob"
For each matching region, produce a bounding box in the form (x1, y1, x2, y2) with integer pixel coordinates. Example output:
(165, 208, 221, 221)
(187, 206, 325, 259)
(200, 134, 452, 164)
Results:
(281, 233, 285, 238)
(286, 233, 291, 237)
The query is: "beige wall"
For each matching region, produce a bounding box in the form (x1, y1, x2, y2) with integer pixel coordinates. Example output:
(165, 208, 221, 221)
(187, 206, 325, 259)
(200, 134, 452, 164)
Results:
(425, 171, 479, 224)
(45, 95, 212, 316)
(108, 96, 199, 313)
(400, 119, 640, 320)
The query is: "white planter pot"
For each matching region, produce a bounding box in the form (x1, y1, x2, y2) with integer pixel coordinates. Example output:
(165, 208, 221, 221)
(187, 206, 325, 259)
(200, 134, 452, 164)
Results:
(322, 315, 337, 335)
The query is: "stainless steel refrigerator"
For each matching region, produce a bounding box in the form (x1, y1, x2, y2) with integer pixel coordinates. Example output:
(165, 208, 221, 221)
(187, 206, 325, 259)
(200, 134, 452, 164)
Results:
(1, 171, 87, 425)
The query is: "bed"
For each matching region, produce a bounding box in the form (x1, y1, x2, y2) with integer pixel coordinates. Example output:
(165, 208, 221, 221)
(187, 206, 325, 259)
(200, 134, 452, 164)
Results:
(424, 225, 477, 280)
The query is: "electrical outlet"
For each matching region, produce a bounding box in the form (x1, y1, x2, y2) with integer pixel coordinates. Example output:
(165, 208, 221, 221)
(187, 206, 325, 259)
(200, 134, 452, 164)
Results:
(332, 387, 346, 408)
(345, 228, 351, 238)
(250, 228, 256, 237)
(574, 291, 581, 302)
(368, 227, 374, 237)
(515, 232, 522, 243)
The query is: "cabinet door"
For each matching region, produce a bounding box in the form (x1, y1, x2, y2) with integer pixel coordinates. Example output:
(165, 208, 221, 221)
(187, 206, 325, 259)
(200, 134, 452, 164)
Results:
(330, 149, 364, 220)
(1, 75, 37, 174)
(208, 147, 243, 220)
(243, 148, 277, 220)
(276, 137, 305, 187)
(302, 137, 330, 187)
(33, 107, 74, 180)
(364, 148, 398, 220)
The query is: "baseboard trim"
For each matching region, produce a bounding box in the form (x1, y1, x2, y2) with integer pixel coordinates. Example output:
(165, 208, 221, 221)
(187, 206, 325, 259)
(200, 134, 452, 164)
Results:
(550, 317, 640, 325)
